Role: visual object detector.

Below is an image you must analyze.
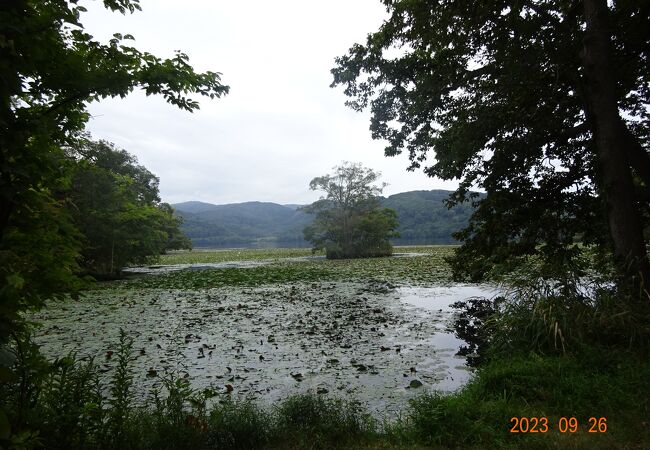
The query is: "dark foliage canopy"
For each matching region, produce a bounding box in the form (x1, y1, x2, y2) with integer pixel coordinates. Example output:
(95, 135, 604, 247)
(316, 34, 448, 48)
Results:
(332, 0, 650, 288)
(0, 0, 228, 341)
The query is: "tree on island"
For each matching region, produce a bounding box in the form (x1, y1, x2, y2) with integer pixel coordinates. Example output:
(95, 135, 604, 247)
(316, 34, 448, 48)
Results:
(303, 162, 399, 259)
(332, 0, 650, 298)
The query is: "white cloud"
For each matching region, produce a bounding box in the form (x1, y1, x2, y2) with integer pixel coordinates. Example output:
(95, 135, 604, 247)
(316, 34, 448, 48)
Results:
(82, 0, 458, 205)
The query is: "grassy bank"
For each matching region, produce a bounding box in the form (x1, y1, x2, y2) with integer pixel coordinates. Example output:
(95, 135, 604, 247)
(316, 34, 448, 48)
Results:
(391, 348, 650, 449)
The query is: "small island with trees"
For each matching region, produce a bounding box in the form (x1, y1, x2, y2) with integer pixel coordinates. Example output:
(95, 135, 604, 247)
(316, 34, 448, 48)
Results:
(302, 162, 399, 259)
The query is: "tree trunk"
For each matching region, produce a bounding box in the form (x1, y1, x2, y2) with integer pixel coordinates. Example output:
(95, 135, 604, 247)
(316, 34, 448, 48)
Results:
(581, 0, 650, 298)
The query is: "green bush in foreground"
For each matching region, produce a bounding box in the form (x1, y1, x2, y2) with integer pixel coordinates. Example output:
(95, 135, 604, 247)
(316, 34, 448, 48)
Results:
(276, 394, 375, 448)
(394, 349, 650, 449)
(483, 261, 650, 356)
(206, 399, 272, 450)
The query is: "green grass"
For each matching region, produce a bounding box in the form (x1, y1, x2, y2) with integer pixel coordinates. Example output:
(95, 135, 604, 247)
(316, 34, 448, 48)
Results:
(158, 246, 450, 265)
(158, 247, 319, 265)
(389, 349, 650, 449)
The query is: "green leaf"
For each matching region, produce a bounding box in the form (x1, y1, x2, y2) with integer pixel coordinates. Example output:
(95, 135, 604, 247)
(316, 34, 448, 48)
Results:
(5, 274, 24, 290)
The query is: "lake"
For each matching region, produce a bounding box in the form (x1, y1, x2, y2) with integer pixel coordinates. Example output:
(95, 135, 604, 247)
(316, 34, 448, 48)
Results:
(30, 247, 498, 419)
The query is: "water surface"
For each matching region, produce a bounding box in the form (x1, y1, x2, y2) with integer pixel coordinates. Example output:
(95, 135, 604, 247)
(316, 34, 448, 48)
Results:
(31, 280, 495, 418)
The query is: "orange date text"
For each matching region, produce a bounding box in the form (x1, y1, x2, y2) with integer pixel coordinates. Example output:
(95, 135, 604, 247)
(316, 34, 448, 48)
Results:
(509, 417, 607, 433)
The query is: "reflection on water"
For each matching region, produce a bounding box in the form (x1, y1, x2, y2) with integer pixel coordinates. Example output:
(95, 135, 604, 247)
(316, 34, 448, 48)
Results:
(420, 332, 473, 390)
(398, 284, 499, 312)
(395, 284, 500, 381)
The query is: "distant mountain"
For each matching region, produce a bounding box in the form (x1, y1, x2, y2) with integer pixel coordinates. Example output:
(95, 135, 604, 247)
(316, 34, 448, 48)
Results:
(172, 190, 479, 248)
(174, 201, 312, 248)
(172, 200, 222, 214)
(382, 190, 477, 245)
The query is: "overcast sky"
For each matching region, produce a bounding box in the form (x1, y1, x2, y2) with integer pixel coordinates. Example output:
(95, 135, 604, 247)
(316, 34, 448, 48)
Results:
(82, 0, 459, 205)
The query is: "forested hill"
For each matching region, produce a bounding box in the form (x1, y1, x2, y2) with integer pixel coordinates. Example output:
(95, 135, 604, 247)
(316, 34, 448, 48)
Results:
(173, 189, 478, 248)
(382, 190, 476, 245)
(173, 201, 312, 248)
